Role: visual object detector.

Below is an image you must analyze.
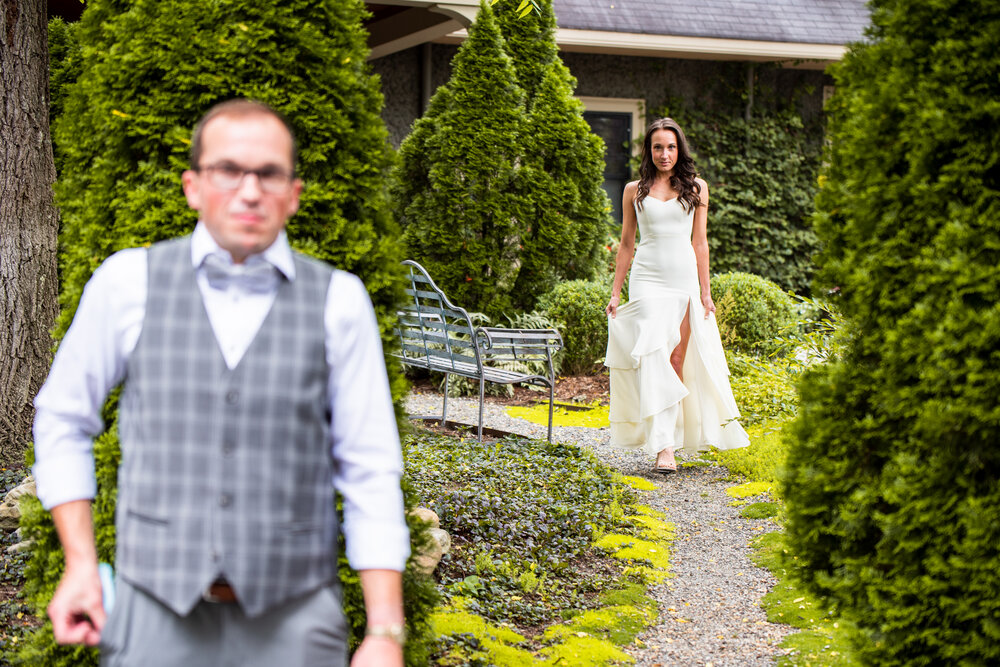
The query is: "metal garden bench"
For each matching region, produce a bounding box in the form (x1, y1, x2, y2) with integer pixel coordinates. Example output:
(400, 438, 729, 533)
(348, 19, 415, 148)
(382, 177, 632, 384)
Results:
(395, 260, 564, 441)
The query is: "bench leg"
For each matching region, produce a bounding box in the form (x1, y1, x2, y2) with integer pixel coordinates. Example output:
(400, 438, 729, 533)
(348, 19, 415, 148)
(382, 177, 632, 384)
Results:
(477, 376, 485, 442)
(547, 381, 555, 442)
(442, 373, 450, 427)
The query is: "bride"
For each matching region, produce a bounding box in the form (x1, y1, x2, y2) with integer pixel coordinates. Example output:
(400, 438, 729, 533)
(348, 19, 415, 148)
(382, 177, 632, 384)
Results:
(605, 118, 749, 473)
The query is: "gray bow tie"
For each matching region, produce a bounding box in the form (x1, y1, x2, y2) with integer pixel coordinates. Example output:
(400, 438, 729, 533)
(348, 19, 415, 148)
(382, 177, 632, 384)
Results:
(202, 254, 279, 293)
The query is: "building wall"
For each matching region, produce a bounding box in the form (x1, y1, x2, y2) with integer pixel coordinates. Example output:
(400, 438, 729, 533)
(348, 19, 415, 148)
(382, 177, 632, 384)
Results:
(371, 43, 831, 148)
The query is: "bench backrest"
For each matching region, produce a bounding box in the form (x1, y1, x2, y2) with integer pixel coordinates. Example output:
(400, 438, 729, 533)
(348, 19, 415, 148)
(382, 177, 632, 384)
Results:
(477, 328, 562, 364)
(397, 260, 483, 371)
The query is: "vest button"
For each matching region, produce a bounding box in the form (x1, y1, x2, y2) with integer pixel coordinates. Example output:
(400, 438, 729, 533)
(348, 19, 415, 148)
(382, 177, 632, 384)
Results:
(219, 493, 233, 508)
(225, 390, 239, 405)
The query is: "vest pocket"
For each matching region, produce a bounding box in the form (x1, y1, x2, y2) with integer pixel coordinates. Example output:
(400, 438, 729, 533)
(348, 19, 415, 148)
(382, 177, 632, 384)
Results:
(125, 508, 171, 526)
(286, 521, 321, 536)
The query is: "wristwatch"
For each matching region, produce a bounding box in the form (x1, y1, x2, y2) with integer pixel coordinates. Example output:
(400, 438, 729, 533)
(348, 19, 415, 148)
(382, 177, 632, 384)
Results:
(366, 623, 407, 646)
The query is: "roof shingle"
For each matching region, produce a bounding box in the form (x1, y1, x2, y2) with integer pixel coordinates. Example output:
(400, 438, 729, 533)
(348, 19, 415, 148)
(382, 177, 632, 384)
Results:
(553, 0, 870, 45)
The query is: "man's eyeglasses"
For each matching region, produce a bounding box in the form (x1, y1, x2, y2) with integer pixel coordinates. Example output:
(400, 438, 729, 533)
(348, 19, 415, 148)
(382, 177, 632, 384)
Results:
(197, 163, 294, 194)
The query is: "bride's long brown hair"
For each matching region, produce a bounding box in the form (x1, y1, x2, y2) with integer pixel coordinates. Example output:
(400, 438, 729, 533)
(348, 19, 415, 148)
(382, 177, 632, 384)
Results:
(635, 118, 701, 213)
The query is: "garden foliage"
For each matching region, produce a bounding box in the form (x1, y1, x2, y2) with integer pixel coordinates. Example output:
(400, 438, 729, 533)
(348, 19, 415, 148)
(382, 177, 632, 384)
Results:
(405, 433, 632, 630)
(782, 1, 1000, 664)
(537, 279, 612, 375)
(394, 0, 609, 318)
(651, 105, 822, 294)
(710, 271, 797, 356)
(21, 2, 437, 664)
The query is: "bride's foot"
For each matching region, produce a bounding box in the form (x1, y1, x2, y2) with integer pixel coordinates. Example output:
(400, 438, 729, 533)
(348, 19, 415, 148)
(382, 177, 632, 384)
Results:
(653, 449, 678, 474)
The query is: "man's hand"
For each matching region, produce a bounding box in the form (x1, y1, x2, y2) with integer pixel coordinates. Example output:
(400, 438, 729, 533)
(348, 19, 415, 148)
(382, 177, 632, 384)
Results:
(48, 499, 104, 645)
(48, 562, 105, 645)
(350, 636, 403, 666)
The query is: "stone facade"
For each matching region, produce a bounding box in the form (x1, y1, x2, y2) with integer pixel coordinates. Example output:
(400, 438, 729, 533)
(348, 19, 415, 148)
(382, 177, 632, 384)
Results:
(372, 43, 831, 148)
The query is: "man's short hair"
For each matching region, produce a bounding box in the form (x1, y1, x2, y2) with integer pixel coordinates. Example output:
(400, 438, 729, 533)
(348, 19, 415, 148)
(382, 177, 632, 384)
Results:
(189, 99, 298, 173)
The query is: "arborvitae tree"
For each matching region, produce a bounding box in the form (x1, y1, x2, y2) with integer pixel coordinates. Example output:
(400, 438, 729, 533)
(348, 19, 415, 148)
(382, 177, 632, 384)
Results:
(782, 1, 1000, 664)
(513, 65, 609, 305)
(495, 0, 610, 310)
(492, 0, 559, 105)
(395, 2, 527, 317)
(18, 1, 438, 664)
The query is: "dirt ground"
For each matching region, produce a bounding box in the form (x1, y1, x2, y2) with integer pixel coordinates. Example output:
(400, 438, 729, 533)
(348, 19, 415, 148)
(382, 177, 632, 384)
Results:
(409, 372, 610, 407)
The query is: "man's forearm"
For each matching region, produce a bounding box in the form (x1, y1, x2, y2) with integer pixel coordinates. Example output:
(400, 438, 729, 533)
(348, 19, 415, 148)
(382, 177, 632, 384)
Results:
(51, 499, 99, 571)
(358, 569, 404, 626)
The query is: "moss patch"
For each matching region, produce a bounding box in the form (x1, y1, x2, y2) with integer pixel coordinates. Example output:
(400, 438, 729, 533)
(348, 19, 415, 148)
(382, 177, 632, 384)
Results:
(432, 598, 648, 665)
(725, 480, 773, 499)
(618, 474, 657, 491)
(628, 505, 675, 543)
(740, 501, 779, 520)
(600, 582, 657, 611)
(538, 634, 634, 665)
(431, 606, 535, 666)
(751, 532, 858, 666)
(545, 605, 650, 646)
(680, 459, 714, 468)
(505, 402, 609, 428)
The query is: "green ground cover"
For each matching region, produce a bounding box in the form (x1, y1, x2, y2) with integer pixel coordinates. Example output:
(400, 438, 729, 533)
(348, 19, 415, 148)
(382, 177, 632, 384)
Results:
(404, 431, 673, 665)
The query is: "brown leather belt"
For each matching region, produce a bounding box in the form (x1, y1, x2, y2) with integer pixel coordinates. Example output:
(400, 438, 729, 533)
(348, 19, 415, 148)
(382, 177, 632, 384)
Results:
(203, 579, 239, 603)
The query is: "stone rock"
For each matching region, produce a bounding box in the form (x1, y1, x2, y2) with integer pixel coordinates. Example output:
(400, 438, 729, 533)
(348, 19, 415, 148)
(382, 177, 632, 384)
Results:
(6, 540, 33, 555)
(413, 534, 444, 576)
(0, 476, 36, 532)
(429, 527, 451, 555)
(408, 507, 440, 529)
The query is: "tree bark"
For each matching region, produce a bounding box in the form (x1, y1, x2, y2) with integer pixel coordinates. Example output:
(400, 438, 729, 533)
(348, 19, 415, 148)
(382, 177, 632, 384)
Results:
(0, 0, 59, 465)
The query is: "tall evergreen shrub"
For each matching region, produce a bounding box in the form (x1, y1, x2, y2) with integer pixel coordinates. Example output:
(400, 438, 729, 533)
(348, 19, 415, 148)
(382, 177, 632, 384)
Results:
(782, 1, 1000, 664)
(394, 0, 609, 316)
(495, 0, 610, 309)
(394, 2, 526, 317)
(20, 1, 438, 664)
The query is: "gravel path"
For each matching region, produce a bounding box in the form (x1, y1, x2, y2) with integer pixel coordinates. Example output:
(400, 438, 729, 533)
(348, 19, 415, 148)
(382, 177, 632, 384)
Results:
(406, 391, 792, 666)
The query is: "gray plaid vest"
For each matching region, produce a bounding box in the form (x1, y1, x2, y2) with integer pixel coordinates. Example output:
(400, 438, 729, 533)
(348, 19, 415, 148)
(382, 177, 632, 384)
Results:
(116, 236, 337, 617)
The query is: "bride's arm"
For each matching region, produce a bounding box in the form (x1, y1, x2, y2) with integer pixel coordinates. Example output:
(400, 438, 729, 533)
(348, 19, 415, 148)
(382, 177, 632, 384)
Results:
(607, 182, 639, 318)
(692, 178, 715, 317)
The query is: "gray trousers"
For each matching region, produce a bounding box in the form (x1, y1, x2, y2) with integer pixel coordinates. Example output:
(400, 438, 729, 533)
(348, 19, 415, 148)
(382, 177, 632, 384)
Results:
(99, 577, 348, 667)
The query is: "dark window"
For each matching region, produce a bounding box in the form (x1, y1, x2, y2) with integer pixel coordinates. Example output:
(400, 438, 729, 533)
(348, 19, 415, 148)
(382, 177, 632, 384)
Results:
(583, 111, 632, 225)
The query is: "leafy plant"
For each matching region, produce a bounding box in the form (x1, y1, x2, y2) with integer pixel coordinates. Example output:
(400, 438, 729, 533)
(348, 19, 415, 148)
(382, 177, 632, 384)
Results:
(726, 353, 798, 426)
(711, 271, 798, 356)
(537, 279, 611, 375)
(405, 433, 636, 629)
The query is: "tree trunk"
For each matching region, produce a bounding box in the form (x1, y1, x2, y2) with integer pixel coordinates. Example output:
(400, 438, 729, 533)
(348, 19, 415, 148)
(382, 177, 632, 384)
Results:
(0, 0, 59, 465)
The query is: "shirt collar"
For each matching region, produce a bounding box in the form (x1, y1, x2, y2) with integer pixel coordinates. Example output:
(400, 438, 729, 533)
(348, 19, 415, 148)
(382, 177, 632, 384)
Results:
(190, 221, 296, 282)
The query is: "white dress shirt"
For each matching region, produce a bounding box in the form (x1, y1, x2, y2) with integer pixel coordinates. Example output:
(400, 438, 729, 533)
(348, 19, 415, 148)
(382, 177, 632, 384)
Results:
(33, 222, 410, 571)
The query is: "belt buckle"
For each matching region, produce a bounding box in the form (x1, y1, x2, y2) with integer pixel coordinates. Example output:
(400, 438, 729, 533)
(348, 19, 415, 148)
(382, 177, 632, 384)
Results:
(202, 580, 236, 603)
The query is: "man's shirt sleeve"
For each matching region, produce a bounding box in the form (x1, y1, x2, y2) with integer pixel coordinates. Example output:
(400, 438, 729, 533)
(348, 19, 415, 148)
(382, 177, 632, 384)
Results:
(32, 249, 147, 509)
(325, 271, 410, 572)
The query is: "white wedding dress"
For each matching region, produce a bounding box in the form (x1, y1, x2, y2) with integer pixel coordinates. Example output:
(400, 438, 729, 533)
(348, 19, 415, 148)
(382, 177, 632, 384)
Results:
(606, 196, 750, 456)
